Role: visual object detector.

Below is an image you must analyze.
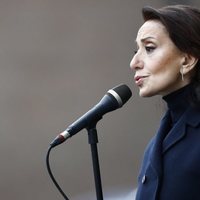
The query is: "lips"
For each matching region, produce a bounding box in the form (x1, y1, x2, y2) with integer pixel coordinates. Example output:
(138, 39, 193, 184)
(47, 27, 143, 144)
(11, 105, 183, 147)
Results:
(134, 75, 148, 85)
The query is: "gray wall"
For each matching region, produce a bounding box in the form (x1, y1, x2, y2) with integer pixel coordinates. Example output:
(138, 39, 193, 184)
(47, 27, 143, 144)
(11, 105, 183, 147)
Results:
(0, 0, 198, 199)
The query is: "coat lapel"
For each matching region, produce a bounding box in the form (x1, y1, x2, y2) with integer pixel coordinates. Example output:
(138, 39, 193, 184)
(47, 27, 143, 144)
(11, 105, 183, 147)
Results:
(150, 110, 172, 176)
(162, 106, 200, 154)
(150, 106, 200, 174)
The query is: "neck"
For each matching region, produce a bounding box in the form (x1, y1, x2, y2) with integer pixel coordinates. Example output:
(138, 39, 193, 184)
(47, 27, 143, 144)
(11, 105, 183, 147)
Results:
(161, 81, 191, 97)
(163, 84, 192, 125)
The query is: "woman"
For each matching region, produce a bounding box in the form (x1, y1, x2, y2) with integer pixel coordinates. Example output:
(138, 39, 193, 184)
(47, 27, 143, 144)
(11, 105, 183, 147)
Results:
(130, 5, 200, 200)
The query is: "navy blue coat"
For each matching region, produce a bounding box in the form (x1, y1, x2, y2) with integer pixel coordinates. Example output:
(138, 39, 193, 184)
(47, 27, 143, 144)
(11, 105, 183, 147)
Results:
(136, 106, 200, 200)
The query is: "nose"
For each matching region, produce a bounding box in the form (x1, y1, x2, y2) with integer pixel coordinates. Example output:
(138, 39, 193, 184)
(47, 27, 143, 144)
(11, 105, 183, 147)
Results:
(130, 52, 143, 70)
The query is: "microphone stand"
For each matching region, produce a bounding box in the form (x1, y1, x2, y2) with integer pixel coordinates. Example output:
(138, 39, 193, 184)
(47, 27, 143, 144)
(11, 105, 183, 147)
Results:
(87, 123, 104, 200)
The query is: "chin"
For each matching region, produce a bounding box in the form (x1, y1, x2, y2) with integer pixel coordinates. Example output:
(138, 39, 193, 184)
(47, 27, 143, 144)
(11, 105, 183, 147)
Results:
(139, 89, 156, 97)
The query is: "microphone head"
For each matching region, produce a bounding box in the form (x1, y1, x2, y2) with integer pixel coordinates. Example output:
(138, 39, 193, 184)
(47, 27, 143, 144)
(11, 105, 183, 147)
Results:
(108, 84, 132, 107)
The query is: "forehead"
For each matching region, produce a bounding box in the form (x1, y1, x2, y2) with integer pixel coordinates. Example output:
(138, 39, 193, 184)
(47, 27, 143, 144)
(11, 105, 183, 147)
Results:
(136, 20, 169, 42)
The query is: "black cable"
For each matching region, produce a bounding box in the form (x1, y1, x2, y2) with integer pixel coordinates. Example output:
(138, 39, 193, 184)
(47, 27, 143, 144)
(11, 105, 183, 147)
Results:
(46, 146, 70, 200)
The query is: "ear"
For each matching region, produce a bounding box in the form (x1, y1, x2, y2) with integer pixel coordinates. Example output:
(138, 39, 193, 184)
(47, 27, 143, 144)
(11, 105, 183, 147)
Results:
(182, 54, 198, 75)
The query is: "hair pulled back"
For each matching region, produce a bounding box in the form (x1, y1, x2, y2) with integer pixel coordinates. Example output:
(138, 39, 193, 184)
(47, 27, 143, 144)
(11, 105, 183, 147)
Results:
(142, 5, 200, 105)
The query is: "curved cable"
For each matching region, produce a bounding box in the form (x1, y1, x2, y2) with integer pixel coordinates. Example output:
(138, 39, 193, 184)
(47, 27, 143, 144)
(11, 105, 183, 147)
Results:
(46, 146, 70, 200)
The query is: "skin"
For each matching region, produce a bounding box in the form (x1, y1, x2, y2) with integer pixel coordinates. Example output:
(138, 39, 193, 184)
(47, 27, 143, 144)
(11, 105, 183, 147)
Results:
(130, 20, 197, 97)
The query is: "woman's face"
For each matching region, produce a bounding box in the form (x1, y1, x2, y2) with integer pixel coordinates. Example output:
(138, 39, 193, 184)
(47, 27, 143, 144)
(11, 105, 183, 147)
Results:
(130, 20, 188, 97)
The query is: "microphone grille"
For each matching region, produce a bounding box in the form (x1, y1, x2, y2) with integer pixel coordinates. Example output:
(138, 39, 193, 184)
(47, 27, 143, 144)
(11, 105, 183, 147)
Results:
(112, 84, 132, 105)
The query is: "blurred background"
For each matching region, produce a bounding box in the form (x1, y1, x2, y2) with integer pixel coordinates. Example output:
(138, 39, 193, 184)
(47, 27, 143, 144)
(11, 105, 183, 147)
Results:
(0, 0, 199, 199)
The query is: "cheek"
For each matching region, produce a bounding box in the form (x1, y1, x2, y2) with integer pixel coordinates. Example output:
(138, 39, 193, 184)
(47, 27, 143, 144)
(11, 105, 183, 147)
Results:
(146, 58, 180, 91)
(150, 55, 180, 78)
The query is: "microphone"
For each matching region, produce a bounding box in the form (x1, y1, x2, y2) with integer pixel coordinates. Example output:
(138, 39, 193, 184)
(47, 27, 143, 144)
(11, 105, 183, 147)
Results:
(50, 84, 132, 147)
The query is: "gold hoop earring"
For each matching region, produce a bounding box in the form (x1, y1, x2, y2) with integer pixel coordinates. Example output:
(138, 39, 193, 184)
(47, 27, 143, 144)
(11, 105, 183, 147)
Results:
(180, 67, 184, 81)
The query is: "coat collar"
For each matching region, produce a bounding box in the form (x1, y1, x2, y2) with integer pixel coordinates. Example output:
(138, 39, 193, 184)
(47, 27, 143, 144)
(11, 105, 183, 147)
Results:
(162, 106, 200, 153)
(150, 106, 200, 176)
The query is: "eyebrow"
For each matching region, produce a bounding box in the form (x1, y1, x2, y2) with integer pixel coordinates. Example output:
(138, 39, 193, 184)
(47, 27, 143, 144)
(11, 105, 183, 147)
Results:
(135, 36, 155, 43)
(141, 36, 155, 42)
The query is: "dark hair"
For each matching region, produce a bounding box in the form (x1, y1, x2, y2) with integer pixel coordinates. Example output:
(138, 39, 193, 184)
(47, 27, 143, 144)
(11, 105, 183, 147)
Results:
(142, 5, 200, 105)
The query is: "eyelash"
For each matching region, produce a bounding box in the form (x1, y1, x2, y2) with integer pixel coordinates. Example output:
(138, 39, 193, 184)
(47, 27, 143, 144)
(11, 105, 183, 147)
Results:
(145, 46, 155, 53)
(134, 46, 155, 55)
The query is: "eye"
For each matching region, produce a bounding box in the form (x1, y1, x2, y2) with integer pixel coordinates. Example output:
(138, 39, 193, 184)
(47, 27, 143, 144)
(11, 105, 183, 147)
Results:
(134, 50, 138, 54)
(145, 46, 155, 53)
